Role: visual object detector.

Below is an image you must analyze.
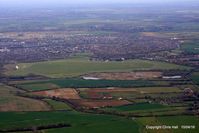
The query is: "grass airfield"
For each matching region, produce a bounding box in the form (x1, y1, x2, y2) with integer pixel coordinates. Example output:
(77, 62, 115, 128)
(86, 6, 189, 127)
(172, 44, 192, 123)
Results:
(5, 56, 190, 78)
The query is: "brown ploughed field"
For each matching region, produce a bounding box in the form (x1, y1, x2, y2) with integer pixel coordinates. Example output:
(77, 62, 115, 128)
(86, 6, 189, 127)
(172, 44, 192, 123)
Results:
(68, 99, 132, 108)
(32, 88, 81, 99)
(78, 87, 137, 99)
(32, 88, 132, 108)
(78, 87, 137, 93)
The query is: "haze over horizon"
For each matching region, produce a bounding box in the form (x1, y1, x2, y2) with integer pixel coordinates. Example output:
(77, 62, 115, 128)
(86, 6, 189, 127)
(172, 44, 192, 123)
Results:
(0, 0, 198, 5)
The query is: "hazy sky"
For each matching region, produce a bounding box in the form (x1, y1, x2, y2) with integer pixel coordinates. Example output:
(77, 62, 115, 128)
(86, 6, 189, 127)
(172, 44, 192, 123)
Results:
(0, 0, 197, 7)
(0, 0, 192, 4)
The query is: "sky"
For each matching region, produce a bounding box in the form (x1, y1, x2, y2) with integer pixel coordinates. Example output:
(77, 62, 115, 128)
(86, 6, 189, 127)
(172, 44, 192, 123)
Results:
(0, 0, 193, 4)
(0, 0, 197, 7)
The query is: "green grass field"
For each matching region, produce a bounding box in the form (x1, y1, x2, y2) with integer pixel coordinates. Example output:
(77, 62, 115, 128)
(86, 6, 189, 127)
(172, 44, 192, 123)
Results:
(5, 56, 190, 78)
(157, 116, 199, 133)
(137, 87, 182, 93)
(45, 119, 140, 133)
(19, 78, 154, 88)
(18, 83, 59, 91)
(79, 91, 89, 98)
(45, 100, 71, 110)
(103, 103, 166, 112)
(181, 40, 199, 53)
(0, 83, 49, 111)
(190, 72, 199, 84)
(110, 91, 140, 98)
(144, 93, 184, 98)
(99, 86, 182, 99)
(0, 111, 140, 133)
(138, 116, 199, 133)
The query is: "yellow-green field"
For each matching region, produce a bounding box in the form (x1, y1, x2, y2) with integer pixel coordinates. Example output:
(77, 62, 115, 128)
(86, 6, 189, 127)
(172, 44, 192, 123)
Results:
(4, 56, 191, 78)
(18, 83, 59, 91)
(0, 83, 50, 111)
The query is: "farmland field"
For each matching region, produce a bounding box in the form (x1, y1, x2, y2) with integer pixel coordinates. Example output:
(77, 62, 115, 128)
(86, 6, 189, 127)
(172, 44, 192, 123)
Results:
(137, 87, 182, 93)
(0, 83, 50, 111)
(143, 93, 184, 98)
(110, 91, 141, 98)
(138, 116, 199, 133)
(32, 88, 81, 99)
(157, 116, 199, 133)
(45, 119, 140, 133)
(0, 1, 199, 133)
(103, 103, 166, 112)
(18, 83, 59, 91)
(181, 40, 199, 53)
(68, 99, 132, 108)
(4, 57, 190, 78)
(0, 111, 140, 133)
(190, 72, 199, 84)
(18, 78, 154, 88)
(44, 99, 72, 110)
(77, 86, 182, 99)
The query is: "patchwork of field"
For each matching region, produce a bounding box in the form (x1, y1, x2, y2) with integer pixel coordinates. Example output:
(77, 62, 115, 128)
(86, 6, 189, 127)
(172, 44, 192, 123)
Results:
(181, 40, 199, 53)
(190, 72, 199, 84)
(78, 87, 137, 92)
(28, 84, 186, 109)
(0, 83, 49, 111)
(1, 4, 199, 133)
(68, 99, 132, 108)
(0, 111, 140, 133)
(4, 56, 190, 78)
(137, 87, 182, 94)
(31, 88, 132, 108)
(102, 103, 190, 117)
(44, 99, 71, 110)
(110, 92, 140, 99)
(0, 31, 117, 39)
(78, 87, 137, 99)
(142, 32, 171, 38)
(141, 93, 184, 99)
(0, 63, 197, 133)
(18, 83, 59, 91)
(16, 78, 155, 89)
(103, 103, 166, 112)
(45, 120, 139, 133)
(0, 54, 197, 132)
(77, 86, 183, 99)
(32, 88, 81, 99)
(81, 71, 163, 80)
(80, 88, 129, 99)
